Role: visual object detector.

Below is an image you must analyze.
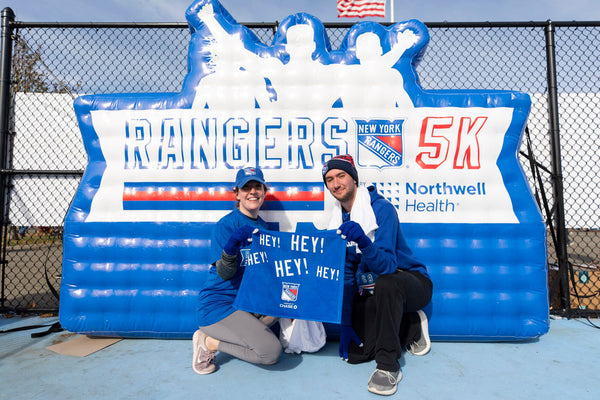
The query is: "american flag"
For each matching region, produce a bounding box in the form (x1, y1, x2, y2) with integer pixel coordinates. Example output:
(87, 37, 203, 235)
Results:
(337, 0, 386, 18)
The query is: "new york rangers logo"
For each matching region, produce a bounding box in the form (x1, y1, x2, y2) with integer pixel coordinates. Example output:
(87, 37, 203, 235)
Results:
(281, 282, 300, 302)
(356, 119, 404, 169)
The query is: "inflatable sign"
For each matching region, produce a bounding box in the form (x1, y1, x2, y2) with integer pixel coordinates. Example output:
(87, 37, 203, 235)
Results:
(60, 0, 548, 340)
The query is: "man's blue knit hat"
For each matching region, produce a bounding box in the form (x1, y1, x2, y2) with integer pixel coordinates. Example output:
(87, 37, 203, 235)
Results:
(322, 154, 358, 184)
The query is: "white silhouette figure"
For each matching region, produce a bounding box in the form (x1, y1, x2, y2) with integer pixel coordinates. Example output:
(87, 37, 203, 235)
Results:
(262, 24, 340, 111)
(338, 30, 417, 111)
(191, 4, 272, 110)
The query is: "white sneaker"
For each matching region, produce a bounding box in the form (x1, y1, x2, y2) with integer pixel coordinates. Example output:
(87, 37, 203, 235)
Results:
(409, 309, 431, 356)
(367, 368, 402, 396)
(192, 329, 216, 375)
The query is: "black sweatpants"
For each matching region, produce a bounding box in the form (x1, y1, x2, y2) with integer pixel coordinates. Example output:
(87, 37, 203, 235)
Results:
(347, 269, 433, 372)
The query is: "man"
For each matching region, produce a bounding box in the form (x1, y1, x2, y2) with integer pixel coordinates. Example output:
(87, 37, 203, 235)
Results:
(322, 154, 433, 396)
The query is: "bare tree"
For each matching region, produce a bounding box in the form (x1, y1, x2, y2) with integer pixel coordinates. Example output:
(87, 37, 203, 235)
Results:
(11, 36, 81, 94)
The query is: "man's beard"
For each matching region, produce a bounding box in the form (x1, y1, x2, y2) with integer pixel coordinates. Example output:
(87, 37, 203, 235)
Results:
(333, 185, 356, 205)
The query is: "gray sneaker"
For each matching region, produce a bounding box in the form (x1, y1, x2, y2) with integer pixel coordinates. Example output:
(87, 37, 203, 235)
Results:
(367, 369, 402, 396)
(192, 329, 216, 375)
(409, 309, 431, 356)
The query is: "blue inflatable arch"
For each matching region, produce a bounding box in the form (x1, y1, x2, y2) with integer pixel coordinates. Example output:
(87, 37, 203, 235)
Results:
(60, 0, 548, 340)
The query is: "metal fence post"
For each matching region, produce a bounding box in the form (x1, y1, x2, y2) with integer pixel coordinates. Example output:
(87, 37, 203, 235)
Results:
(544, 20, 571, 314)
(0, 7, 15, 309)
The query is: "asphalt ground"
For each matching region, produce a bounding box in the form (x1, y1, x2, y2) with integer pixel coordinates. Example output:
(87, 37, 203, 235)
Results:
(1, 315, 599, 400)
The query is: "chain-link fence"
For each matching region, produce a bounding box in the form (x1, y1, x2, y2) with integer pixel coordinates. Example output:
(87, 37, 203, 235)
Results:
(1, 10, 598, 317)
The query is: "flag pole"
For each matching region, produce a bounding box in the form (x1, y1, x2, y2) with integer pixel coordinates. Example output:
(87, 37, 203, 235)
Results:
(389, 0, 395, 23)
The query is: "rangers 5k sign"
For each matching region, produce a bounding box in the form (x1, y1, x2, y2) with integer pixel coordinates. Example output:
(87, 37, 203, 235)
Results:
(73, 0, 530, 230)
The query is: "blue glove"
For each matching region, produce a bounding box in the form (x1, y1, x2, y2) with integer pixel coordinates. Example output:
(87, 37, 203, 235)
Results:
(357, 271, 376, 295)
(339, 325, 362, 361)
(337, 221, 372, 249)
(223, 225, 256, 256)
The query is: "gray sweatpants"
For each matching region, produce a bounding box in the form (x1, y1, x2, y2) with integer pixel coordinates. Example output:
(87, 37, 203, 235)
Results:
(200, 310, 281, 365)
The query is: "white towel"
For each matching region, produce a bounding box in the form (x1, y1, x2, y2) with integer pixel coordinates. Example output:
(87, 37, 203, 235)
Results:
(279, 318, 326, 354)
(327, 186, 378, 243)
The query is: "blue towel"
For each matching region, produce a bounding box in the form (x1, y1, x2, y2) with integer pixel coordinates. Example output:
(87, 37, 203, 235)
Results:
(234, 228, 346, 323)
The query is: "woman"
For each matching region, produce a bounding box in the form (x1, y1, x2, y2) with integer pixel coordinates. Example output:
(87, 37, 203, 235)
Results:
(193, 166, 281, 375)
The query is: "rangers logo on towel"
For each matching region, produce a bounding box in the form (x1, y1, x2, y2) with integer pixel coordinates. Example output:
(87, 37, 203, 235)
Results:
(281, 282, 300, 302)
(240, 248, 251, 267)
(356, 119, 405, 168)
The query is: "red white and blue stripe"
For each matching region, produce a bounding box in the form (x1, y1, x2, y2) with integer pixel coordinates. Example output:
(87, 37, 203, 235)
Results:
(122, 182, 325, 211)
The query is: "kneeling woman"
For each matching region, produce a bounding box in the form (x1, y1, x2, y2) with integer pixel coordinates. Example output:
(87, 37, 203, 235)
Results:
(193, 167, 281, 374)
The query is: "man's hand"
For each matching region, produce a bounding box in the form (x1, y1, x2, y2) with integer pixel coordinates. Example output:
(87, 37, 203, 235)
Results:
(337, 221, 372, 249)
(223, 225, 258, 256)
(339, 325, 362, 361)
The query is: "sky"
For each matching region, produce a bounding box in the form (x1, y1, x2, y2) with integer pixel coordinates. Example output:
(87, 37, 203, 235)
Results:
(3, 0, 600, 23)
